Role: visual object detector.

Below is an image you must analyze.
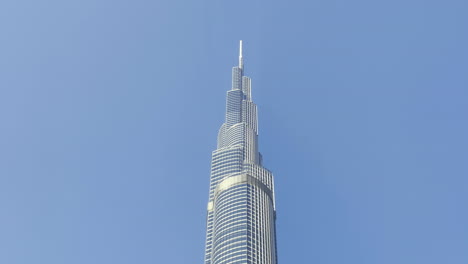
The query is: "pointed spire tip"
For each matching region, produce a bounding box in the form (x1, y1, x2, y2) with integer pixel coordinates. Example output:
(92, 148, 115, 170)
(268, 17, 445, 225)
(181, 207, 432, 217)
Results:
(239, 40, 243, 57)
(239, 40, 243, 69)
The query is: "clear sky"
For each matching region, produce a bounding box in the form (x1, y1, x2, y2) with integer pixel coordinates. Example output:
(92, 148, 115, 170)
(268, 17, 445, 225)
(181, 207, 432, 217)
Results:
(1, 0, 467, 263)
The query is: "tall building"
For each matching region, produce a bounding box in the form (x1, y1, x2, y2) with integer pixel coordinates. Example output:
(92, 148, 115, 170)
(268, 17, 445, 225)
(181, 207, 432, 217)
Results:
(204, 41, 278, 264)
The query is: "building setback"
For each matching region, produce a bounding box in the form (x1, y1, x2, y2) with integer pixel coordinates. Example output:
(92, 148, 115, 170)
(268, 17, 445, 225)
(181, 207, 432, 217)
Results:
(204, 41, 278, 264)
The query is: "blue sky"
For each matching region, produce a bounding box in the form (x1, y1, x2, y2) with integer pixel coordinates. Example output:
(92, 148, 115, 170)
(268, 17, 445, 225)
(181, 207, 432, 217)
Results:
(1, 0, 467, 263)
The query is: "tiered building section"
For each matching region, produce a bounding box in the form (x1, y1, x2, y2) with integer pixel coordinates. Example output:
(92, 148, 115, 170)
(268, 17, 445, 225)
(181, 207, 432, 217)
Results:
(204, 41, 278, 264)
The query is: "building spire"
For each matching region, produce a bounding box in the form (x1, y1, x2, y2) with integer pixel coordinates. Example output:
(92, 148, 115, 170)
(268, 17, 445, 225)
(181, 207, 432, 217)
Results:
(239, 40, 243, 69)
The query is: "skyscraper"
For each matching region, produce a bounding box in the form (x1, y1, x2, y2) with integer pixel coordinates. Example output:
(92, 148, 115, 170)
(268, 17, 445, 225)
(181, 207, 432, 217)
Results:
(204, 41, 278, 264)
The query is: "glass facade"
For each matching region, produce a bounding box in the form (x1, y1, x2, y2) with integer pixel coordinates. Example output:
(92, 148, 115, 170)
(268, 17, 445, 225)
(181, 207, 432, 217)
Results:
(204, 41, 278, 264)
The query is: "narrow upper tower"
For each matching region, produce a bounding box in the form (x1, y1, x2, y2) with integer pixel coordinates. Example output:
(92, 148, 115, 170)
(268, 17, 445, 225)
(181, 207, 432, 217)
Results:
(203, 41, 278, 264)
